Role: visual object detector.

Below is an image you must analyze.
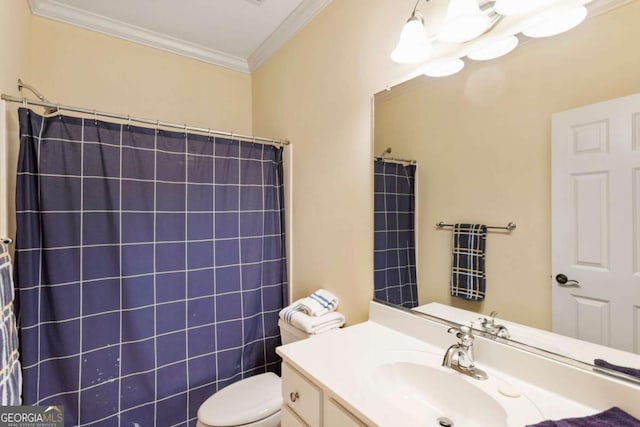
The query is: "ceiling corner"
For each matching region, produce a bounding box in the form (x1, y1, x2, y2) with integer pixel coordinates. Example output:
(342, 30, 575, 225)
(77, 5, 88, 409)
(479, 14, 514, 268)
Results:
(28, 0, 46, 14)
(248, 0, 332, 72)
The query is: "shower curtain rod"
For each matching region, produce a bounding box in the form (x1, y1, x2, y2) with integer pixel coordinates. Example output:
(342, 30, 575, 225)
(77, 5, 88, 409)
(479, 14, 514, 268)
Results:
(374, 155, 417, 165)
(1, 94, 290, 147)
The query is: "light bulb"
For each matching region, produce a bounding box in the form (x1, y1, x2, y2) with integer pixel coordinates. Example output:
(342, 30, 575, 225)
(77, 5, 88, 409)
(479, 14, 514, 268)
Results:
(423, 58, 465, 77)
(468, 35, 519, 61)
(437, 0, 491, 44)
(494, 0, 539, 16)
(522, 5, 588, 38)
(391, 14, 431, 64)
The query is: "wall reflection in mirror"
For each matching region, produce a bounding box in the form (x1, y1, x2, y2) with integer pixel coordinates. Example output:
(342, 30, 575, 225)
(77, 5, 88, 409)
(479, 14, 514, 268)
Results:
(373, 0, 640, 384)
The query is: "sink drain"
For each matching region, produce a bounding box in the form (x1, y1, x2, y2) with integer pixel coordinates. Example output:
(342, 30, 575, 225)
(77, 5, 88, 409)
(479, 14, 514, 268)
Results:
(437, 417, 454, 427)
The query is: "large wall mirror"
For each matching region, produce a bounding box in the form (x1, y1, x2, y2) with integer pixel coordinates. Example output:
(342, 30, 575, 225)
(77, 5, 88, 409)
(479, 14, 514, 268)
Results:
(373, 0, 640, 383)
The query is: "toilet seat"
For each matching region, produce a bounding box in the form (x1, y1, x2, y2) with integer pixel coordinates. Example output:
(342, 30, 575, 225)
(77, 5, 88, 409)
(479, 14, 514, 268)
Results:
(198, 372, 282, 427)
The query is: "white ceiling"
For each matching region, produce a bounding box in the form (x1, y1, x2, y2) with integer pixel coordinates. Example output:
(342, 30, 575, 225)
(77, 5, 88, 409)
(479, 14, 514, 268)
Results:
(28, 0, 332, 74)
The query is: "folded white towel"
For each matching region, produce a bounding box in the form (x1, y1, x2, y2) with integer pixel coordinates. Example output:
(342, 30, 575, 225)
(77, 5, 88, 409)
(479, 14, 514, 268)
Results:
(279, 300, 345, 334)
(298, 289, 339, 317)
(308, 321, 344, 335)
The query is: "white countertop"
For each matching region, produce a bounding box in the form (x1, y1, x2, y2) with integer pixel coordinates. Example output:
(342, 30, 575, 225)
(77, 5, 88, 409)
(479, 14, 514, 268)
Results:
(277, 320, 597, 427)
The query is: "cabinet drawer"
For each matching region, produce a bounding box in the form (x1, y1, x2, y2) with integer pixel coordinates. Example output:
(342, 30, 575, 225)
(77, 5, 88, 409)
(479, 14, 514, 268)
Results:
(324, 398, 367, 427)
(282, 363, 321, 427)
(282, 404, 308, 427)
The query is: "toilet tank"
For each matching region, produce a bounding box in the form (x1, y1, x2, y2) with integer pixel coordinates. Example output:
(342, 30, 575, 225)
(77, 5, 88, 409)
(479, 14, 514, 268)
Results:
(278, 319, 312, 345)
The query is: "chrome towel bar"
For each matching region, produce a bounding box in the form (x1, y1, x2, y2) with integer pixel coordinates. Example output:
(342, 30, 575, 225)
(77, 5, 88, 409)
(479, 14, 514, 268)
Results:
(436, 222, 516, 231)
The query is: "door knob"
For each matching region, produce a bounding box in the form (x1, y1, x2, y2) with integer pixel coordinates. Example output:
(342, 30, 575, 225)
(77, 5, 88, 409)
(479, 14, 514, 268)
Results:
(555, 274, 580, 287)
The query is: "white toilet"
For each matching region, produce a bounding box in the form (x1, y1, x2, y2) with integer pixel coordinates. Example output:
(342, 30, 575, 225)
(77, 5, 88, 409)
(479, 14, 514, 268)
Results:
(196, 320, 311, 427)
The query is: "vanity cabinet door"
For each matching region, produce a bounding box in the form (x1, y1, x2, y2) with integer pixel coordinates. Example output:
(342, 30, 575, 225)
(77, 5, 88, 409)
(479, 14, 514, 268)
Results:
(282, 404, 309, 427)
(324, 398, 368, 427)
(282, 363, 322, 427)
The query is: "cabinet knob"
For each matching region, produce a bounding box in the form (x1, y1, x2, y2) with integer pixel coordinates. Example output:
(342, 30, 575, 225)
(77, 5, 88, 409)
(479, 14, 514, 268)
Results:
(289, 391, 299, 402)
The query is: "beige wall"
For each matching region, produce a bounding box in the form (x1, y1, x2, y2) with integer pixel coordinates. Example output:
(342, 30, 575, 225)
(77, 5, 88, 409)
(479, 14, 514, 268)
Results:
(29, 16, 252, 133)
(0, 1, 31, 240)
(252, 0, 423, 324)
(0, 2, 30, 103)
(375, 2, 640, 329)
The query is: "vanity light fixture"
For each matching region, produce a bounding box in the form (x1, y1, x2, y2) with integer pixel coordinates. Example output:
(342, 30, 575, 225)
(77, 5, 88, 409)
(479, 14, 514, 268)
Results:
(391, 0, 592, 77)
(467, 35, 519, 61)
(522, 5, 588, 38)
(493, 0, 540, 16)
(390, 1, 432, 64)
(437, 0, 492, 43)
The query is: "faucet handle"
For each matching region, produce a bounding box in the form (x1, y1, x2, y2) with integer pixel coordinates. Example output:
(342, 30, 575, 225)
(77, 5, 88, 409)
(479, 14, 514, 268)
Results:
(448, 325, 474, 346)
(448, 325, 471, 333)
(447, 326, 463, 335)
(447, 326, 462, 340)
(460, 325, 475, 346)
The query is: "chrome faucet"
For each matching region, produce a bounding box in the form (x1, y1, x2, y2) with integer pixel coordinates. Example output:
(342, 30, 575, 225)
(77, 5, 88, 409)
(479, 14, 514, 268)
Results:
(479, 311, 510, 338)
(442, 325, 488, 380)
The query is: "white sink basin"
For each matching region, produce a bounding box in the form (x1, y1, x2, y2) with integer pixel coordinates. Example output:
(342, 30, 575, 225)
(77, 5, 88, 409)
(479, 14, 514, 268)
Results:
(373, 361, 508, 426)
(362, 350, 543, 427)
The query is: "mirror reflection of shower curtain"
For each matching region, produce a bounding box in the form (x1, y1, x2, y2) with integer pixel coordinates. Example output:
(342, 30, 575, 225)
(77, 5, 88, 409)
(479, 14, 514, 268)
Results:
(373, 160, 417, 308)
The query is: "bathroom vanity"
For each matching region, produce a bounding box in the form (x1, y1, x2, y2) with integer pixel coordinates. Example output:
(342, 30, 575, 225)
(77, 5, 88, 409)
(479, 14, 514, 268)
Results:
(277, 301, 640, 427)
(281, 362, 366, 427)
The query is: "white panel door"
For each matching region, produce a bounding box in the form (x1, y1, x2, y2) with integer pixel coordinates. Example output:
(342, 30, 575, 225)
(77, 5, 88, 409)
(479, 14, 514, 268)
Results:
(552, 93, 640, 353)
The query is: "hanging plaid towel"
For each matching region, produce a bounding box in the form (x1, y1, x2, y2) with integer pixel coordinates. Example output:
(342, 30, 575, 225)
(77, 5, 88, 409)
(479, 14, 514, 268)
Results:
(450, 224, 487, 301)
(0, 243, 21, 405)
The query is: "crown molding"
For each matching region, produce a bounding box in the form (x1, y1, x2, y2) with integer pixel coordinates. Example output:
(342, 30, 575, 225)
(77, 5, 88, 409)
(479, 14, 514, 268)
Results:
(28, 0, 250, 73)
(247, 0, 332, 72)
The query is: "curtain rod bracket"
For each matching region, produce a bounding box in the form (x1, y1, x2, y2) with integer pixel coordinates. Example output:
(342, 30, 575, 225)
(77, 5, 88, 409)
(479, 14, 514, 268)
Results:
(17, 79, 58, 115)
(18, 79, 50, 103)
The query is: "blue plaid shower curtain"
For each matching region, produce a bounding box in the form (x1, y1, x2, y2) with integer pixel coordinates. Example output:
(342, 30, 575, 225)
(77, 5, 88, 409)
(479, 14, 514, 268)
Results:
(373, 160, 418, 308)
(15, 108, 288, 426)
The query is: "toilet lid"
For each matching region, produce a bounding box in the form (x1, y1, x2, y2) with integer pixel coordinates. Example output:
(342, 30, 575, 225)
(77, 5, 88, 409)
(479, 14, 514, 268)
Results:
(198, 372, 282, 427)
